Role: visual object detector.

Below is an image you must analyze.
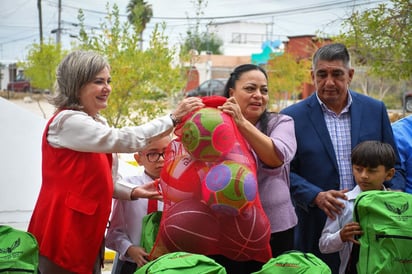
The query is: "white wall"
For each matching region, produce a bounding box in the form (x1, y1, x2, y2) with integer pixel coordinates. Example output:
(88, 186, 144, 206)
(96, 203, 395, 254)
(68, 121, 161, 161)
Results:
(0, 60, 19, 91)
(0, 66, 10, 91)
(0, 97, 45, 228)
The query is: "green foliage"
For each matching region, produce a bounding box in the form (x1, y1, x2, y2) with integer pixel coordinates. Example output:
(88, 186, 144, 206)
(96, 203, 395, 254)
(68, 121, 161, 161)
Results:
(181, 32, 223, 55)
(77, 4, 185, 127)
(127, 0, 153, 50)
(127, 0, 153, 35)
(335, 0, 412, 81)
(18, 40, 67, 93)
(179, 0, 223, 56)
(266, 53, 312, 106)
(382, 91, 403, 110)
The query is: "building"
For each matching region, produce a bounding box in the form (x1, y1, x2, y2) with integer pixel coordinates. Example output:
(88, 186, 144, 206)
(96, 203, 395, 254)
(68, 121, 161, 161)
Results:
(186, 21, 331, 99)
(187, 20, 283, 86)
(209, 20, 276, 56)
(284, 35, 332, 98)
(0, 61, 17, 91)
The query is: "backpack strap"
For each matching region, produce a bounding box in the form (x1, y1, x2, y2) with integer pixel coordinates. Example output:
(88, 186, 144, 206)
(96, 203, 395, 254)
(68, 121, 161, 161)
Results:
(147, 199, 158, 214)
(345, 244, 359, 273)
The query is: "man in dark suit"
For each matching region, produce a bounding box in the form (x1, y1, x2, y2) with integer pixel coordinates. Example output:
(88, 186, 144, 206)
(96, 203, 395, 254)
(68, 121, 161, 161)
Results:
(280, 43, 405, 273)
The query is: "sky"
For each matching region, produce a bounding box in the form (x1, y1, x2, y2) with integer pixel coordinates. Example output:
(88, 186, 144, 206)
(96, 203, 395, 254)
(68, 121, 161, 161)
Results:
(0, 0, 388, 63)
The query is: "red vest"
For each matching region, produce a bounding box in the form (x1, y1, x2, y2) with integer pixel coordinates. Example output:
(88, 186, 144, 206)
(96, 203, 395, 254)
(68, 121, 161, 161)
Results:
(28, 113, 113, 274)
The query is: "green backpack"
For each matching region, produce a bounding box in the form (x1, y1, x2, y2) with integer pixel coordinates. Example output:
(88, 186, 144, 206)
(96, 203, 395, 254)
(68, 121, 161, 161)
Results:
(140, 211, 162, 253)
(0, 225, 39, 273)
(134, 251, 226, 274)
(251, 251, 331, 274)
(354, 190, 412, 274)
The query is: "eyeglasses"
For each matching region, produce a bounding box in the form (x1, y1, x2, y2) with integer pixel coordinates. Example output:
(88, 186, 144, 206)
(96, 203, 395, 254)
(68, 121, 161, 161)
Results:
(144, 152, 166, 163)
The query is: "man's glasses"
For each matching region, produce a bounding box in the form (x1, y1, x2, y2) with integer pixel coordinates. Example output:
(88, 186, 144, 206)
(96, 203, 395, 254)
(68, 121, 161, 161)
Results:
(144, 152, 166, 163)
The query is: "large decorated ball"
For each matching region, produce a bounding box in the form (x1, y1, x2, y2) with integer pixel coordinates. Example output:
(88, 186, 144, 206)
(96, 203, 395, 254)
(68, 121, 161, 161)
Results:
(219, 204, 272, 262)
(202, 160, 257, 216)
(181, 107, 235, 162)
(159, 199, 219, 254)
(160, 154, 209, 203)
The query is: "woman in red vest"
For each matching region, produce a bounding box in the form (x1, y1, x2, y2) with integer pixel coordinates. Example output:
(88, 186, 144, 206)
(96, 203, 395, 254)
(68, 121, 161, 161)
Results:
(27, 50, 203, 274)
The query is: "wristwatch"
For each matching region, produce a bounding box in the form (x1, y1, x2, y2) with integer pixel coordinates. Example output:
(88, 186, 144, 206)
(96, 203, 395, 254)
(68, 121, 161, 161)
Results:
(169, 113, 180, 126)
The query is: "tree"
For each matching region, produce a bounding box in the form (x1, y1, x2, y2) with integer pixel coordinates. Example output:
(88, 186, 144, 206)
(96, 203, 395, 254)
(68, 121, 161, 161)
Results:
(335, 0, 412, 98)
(19, 40, 67, 94)
(181, 32, 223, 55)
(14, 40, 67, 118)
(180, 0, 223, 56)
(126, 0, 153, 49)
(333, 0, 412, 105)
(265, 53, 312, 110)
(76, 4, 186, 127)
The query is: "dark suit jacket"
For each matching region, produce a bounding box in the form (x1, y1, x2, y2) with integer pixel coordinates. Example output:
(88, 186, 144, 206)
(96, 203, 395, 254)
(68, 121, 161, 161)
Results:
(281, 91, 406, 273)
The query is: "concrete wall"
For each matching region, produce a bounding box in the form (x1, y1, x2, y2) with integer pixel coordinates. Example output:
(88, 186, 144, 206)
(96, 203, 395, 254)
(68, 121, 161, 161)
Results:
(0, 97, 45, 228)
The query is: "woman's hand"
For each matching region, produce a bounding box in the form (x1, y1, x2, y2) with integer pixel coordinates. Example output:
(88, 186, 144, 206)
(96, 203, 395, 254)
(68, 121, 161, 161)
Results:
(131, 180, 162, 200)
(171, 97, 204, 123)
(218, 97, 247, 127)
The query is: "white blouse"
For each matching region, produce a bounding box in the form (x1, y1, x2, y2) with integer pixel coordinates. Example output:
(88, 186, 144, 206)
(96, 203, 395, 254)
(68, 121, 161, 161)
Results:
(46, 109, 173, 200)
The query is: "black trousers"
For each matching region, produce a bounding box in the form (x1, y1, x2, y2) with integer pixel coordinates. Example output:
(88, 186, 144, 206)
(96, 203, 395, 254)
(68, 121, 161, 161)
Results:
(209, 227, 295, 274)
(112, 259, 137, 274)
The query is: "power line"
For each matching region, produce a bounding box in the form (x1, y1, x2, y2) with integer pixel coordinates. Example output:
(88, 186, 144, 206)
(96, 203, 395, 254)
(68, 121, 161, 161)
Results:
(47, 0, 386, 21)
(0, 34, 38, 45)
(151, 0, 386, 21)
(39, 0, 388, 40)
(0, 0, 390, 59)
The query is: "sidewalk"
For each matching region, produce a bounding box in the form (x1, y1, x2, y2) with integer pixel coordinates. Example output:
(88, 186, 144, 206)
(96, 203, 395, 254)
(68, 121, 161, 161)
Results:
(8, 97, 55, 119)
(103, 261, 113, 273)
(103, 250, 115, 273)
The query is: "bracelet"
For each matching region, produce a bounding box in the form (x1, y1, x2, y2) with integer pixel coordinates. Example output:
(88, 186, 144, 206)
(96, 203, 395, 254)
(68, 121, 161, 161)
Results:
(169, 113, 180, 126)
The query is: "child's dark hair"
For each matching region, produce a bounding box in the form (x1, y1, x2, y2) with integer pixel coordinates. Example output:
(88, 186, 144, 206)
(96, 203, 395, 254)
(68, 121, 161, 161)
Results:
(351, 140, 396, 170)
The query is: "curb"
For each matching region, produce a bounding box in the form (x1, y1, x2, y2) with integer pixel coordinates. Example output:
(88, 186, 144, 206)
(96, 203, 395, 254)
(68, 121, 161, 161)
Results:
(105, 248, 116, 262)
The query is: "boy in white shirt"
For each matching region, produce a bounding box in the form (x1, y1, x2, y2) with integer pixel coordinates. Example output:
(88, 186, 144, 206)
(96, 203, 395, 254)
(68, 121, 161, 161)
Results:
(319, 140, 396, 274)
(106, 136, 170, 274)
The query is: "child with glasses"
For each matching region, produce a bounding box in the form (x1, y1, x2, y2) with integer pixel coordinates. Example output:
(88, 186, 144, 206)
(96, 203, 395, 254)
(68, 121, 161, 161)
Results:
(106, 135, 171, 274)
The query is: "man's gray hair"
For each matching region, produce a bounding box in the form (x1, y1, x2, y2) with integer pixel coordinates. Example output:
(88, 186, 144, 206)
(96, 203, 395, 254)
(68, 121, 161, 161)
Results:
(312, 43, 351, 70)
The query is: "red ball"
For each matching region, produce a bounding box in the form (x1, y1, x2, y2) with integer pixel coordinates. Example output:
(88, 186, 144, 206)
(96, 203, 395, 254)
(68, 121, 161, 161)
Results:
(181, 107, 235, 162)
(218, 204, 272, 262)
(160, 154, 209, 203)
(159, 200, 220, 254)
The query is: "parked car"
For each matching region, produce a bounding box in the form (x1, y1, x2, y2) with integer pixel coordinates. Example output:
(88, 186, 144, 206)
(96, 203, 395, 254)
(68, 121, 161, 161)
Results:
(186, 78, 227, 97)
(7, 76, 31, 92)
(6, 71, 45, 93)
(404, 92, 412, 112)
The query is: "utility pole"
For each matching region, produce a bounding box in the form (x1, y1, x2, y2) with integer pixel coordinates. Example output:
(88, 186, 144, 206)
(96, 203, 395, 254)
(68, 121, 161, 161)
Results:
(270, 16, 274, 41)
(37, 0, 43, 45)
(57, 0, 62, 44)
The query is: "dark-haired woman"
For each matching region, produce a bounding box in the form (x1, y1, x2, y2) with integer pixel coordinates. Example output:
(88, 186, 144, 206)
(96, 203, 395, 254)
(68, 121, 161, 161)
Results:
(215, 64, 297, 273)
